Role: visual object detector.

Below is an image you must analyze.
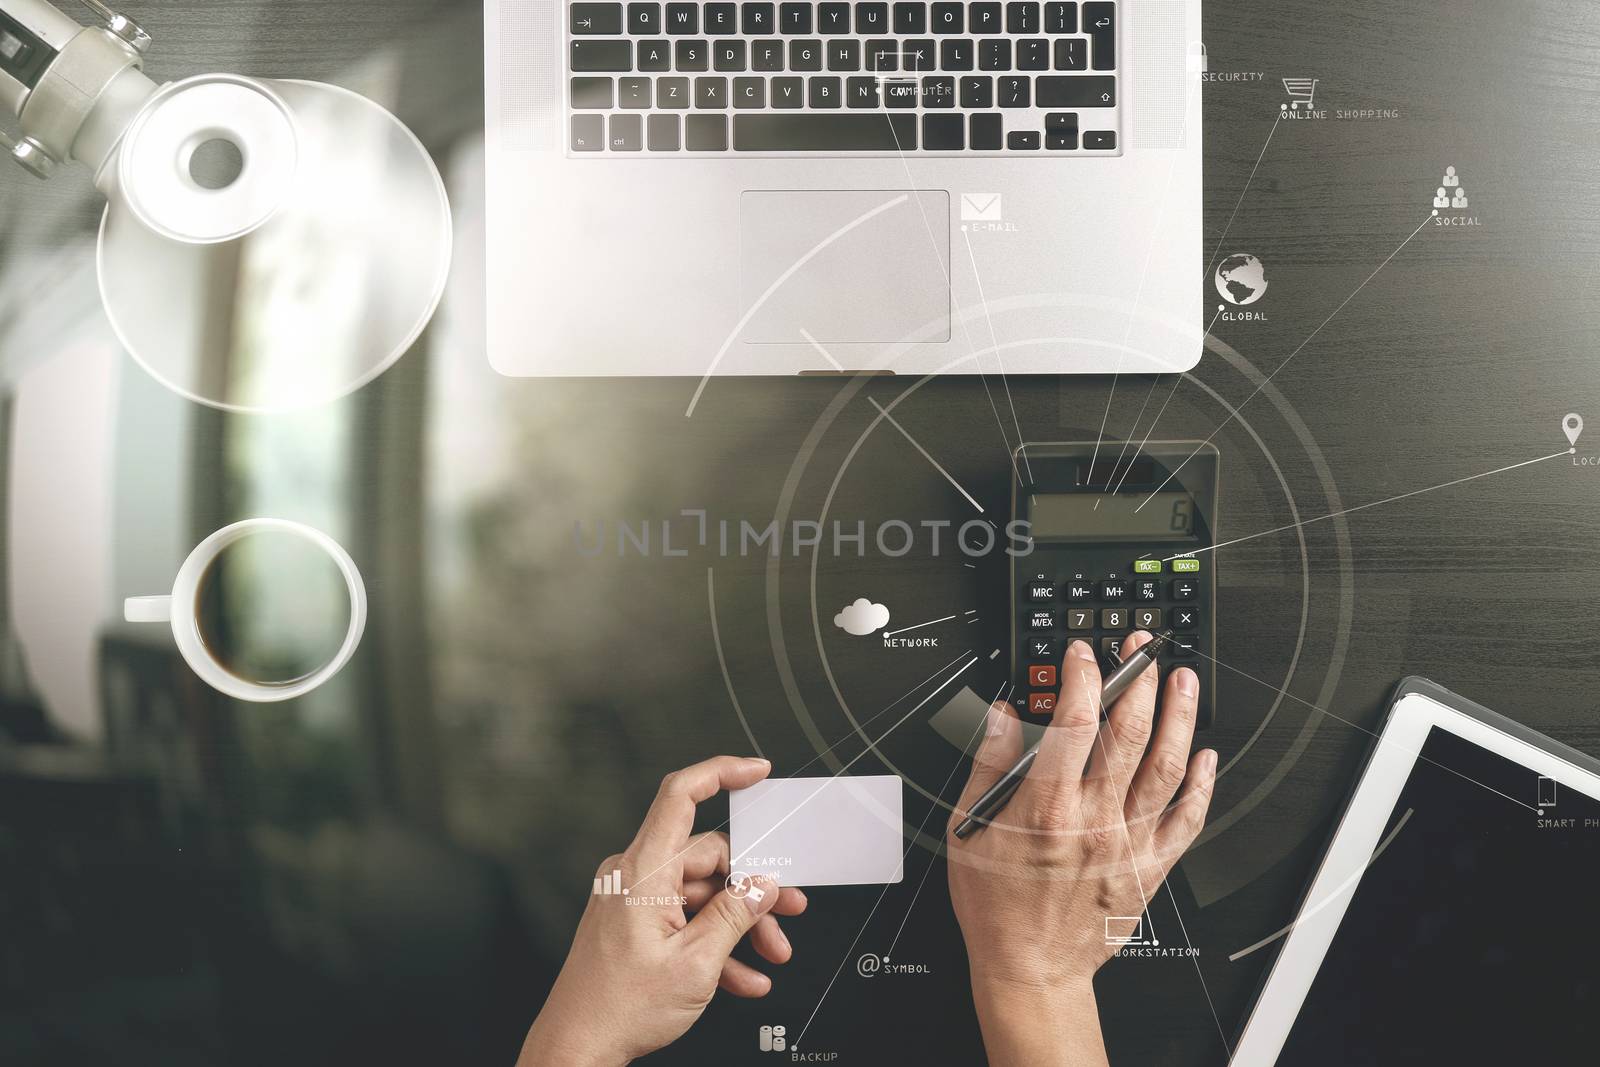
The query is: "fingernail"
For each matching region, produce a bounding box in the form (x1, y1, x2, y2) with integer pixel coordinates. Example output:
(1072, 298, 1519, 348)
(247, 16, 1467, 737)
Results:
(743, 874, 777, 914)
(745, 756, 771, 769)
(1202, 749, 1218, 774)
(1070, 639, 1097, 661)
(1176, 668, 1198, 698)
(985, 705, 1008, 737)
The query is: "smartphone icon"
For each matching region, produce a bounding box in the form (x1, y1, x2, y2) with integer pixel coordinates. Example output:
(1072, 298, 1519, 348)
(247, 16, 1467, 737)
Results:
(1538, 776, 1557, 808)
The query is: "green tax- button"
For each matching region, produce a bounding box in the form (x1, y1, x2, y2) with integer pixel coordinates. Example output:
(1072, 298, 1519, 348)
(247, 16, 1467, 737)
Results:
(1172, 558, 1200, 573)
(1133, 559, 1162, 574)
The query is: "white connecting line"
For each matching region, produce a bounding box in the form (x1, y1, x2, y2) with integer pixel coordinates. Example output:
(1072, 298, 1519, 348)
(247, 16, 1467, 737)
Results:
(866, 397, 987, 513)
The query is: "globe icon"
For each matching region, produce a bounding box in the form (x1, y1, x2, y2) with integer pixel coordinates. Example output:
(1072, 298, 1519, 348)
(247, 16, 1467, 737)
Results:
(1214, 253, 1269, 306)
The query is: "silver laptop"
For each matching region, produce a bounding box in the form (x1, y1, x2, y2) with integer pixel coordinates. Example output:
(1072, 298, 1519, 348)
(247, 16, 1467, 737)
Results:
(485, 1, 1204, 378)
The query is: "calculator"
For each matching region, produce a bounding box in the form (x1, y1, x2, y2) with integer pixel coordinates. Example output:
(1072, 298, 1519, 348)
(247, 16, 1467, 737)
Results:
(1010, 442, 1219, 729)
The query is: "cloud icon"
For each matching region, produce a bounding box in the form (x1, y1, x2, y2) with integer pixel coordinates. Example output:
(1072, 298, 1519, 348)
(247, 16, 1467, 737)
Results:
(834, 598, 890, 637)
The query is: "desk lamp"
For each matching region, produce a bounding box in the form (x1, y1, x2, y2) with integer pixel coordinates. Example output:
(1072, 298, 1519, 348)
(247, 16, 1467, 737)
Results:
(0, 0, 451, 412)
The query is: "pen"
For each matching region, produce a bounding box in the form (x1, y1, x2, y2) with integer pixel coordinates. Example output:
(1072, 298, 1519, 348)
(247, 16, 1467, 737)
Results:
(952, 629, 1175, 839)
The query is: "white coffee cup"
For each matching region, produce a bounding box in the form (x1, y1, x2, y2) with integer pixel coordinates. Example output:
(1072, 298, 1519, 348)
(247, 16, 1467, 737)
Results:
(124, 518, 367, 702)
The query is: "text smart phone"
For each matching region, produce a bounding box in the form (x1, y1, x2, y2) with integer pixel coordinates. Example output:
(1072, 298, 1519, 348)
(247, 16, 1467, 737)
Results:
(1011, 442, 1219, 729)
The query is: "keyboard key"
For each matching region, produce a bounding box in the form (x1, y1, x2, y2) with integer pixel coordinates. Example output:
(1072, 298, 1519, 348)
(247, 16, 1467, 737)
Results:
(1027, 609, 1057, 631)
(695, 76, 728, 106)
(1169, 634, 1197, 658)
(1169, 578, 1197, 601)
(883, 79, 918, 107)
(1100, 607, 1128, 630)
(1045, 110, 1077, 148)
(780, 2, 812, 31)
(1037, 74, 1116, 106)
(903, 39, 935, 69)
(941, 39, 974, 69)
(675, 39, 708, 69)
(734, 112, 918, 149)
(686, 113, 729, 149)
(715, 40, 747, 69)
(771, 76, 805, 106)
(856, 1, 889, 31)
(1099, 580, 1129, 601)
(657, 76, 691, 106)
(1029, 692, 1057, 715)
(1083, 0, 1114, 69)
(1065, 580, 1094, 601)
(1133, 559, 1163, 574)
(932, 2, 964, 32)
(791, 38, 823, 69)
(1100, 635, 1126, 662)
(705, 3, 737, 32)
(893, 1, 926, 32)
(618, 76, 652, 107)
(969, 1, 1002, 32)
(1028, 664, 1057, 688)
(979, 38, 1010, 69)
(1005, 1, 1039, 33)
(570, 77, 614, 109)
(960, 74, 992, 106)
(847, 75, 881, 106)
(571, 3, 623, 34)
(1045, 1, 1076, 32)
(1170, 606, 1199, 631)
(998, 75, 1029, 106)
(923, 112, 963, 147)
(1172, 558, 1200, 573)
(638, 39, 671, 70)
(648, 113, 681, 149)
(829, 39, 861, 69)
(1084, 130, 1116, 149)
(742, 2, 776, 32)
(1017, 38, 1048, 70)
(1054, 37, 1086, 69)
(922, 76, 955, 107)
(666, 3, 698, 32)
(866, 38, 899, 70)
(808, 76, 841, 106)
(571, 114, 604, 150)
(1026, 582, 1056, 602)
(1134, 580, 1160, 602)
(628, 3, 662, 34)
(571, 41, 632, 72)
(1025, 637, 1057, 660)
(734, 76, 766, 106)
(609, 113, 642, 151)
(1066, 607, 1093, 631)
(1133, 607, 1163, 630)
(753, 40, 785, 68)
(819, 1, 852, 32)
(969, 111, 1002, 148)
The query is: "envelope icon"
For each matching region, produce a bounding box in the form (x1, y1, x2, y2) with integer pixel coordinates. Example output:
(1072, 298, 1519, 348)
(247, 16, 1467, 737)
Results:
(960, 192, 1003, 222)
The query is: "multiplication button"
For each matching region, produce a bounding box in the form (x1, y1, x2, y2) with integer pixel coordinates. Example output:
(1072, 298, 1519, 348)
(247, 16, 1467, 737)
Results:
(1170, 605, 1199, 630)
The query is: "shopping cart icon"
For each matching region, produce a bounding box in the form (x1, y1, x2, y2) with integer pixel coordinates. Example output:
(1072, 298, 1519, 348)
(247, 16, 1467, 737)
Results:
(1281, 78, 1318, 111)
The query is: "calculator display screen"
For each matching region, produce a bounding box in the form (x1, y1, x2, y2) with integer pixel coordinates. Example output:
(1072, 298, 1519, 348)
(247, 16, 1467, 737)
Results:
(1029, 492, 1197, 541)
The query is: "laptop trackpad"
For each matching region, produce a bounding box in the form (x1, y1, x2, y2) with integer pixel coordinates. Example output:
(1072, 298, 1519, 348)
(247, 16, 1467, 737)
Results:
(739, 190, 951, 345)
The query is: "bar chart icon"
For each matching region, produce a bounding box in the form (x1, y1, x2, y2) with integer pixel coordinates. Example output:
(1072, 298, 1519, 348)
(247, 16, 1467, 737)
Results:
(593, 868, 625, 896)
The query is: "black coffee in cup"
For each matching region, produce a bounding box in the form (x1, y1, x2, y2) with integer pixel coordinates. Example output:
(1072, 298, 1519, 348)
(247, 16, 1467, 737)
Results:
(195, 530, 351, 686)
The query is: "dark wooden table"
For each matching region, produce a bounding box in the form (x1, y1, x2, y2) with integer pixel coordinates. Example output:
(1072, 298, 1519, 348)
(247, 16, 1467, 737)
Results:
(3, 0, 1600, 1064)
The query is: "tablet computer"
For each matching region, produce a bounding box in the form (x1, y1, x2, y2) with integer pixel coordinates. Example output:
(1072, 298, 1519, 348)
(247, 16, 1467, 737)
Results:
(1231, 676, 1600, 1065)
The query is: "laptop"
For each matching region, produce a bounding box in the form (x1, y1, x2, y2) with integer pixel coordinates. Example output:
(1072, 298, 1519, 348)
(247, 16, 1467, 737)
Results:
(485, 1, 1205, 378)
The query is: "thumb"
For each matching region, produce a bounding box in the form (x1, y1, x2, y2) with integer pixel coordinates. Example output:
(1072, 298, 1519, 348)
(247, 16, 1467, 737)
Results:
(683, 873, 780, 964)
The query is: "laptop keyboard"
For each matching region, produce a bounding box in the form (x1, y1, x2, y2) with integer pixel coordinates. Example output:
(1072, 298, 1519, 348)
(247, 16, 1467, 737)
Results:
(566, 1, 1123, 154)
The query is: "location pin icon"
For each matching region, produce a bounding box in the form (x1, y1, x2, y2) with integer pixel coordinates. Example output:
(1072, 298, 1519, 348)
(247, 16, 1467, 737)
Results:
(1563, 413, 1584, 447)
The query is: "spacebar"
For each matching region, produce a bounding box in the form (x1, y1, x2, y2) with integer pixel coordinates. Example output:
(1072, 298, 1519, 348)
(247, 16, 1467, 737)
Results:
(734, 114, 918, 151)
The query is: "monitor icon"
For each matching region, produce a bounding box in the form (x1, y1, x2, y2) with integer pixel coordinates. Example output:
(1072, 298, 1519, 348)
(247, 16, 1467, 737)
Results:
(1105, 916, 1143, 945)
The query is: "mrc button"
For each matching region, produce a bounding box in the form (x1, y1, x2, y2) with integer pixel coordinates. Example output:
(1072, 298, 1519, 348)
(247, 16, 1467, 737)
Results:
(1026, 582, 1056, 602)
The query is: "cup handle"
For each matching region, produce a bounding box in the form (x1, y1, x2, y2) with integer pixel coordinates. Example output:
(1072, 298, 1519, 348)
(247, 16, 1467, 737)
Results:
(125, 595, 173, 623)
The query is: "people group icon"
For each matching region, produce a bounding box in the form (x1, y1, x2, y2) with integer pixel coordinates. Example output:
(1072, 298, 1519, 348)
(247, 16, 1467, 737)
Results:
(1432, 166, 1469, 212)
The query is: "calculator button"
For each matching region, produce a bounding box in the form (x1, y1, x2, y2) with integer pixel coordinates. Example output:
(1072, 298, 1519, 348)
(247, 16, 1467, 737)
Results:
(1029, 692, 1057, 714)
(1027, 610, 1058, 630)
(1170, 606, 1199, 631)
(1132, 559, 1162, 574)
(1100, 635, 1126, 661)
(1100, 607, 1128, 630)
(1172, 558, 1200, 573)
(1026, 582, 1056, 602)
(1065, 608, 1094, 631)
(1133, 607, 1162, 630)
(1169, 634, 1198, 658)
(1098, 580, 1129, 601)
(1025, 637, 1057, 660)
(1028, 664, 1057, 687)
(1135, 580, 1160, 602)
(1065, 581, 1095, 601)
(1170, 578, 1198, 600)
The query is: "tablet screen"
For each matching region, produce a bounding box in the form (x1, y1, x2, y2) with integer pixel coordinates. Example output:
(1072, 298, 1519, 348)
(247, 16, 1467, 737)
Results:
(1276, 726, 1600, 1062)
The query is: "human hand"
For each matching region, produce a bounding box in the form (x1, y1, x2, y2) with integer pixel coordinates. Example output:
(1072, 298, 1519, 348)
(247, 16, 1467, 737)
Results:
(519, 755, 808, 1067)
(946, 632, 1217, 1066)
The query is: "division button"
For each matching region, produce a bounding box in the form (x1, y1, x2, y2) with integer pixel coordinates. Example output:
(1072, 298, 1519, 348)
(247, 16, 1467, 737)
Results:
(1170, 578, 1198, 600)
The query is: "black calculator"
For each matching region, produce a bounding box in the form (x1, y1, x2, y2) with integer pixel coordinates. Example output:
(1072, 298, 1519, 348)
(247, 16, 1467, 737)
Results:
(1010, 442, 1219, 729)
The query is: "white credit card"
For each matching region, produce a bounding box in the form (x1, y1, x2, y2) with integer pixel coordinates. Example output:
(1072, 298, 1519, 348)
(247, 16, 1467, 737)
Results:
(729, 775, 904, 887)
